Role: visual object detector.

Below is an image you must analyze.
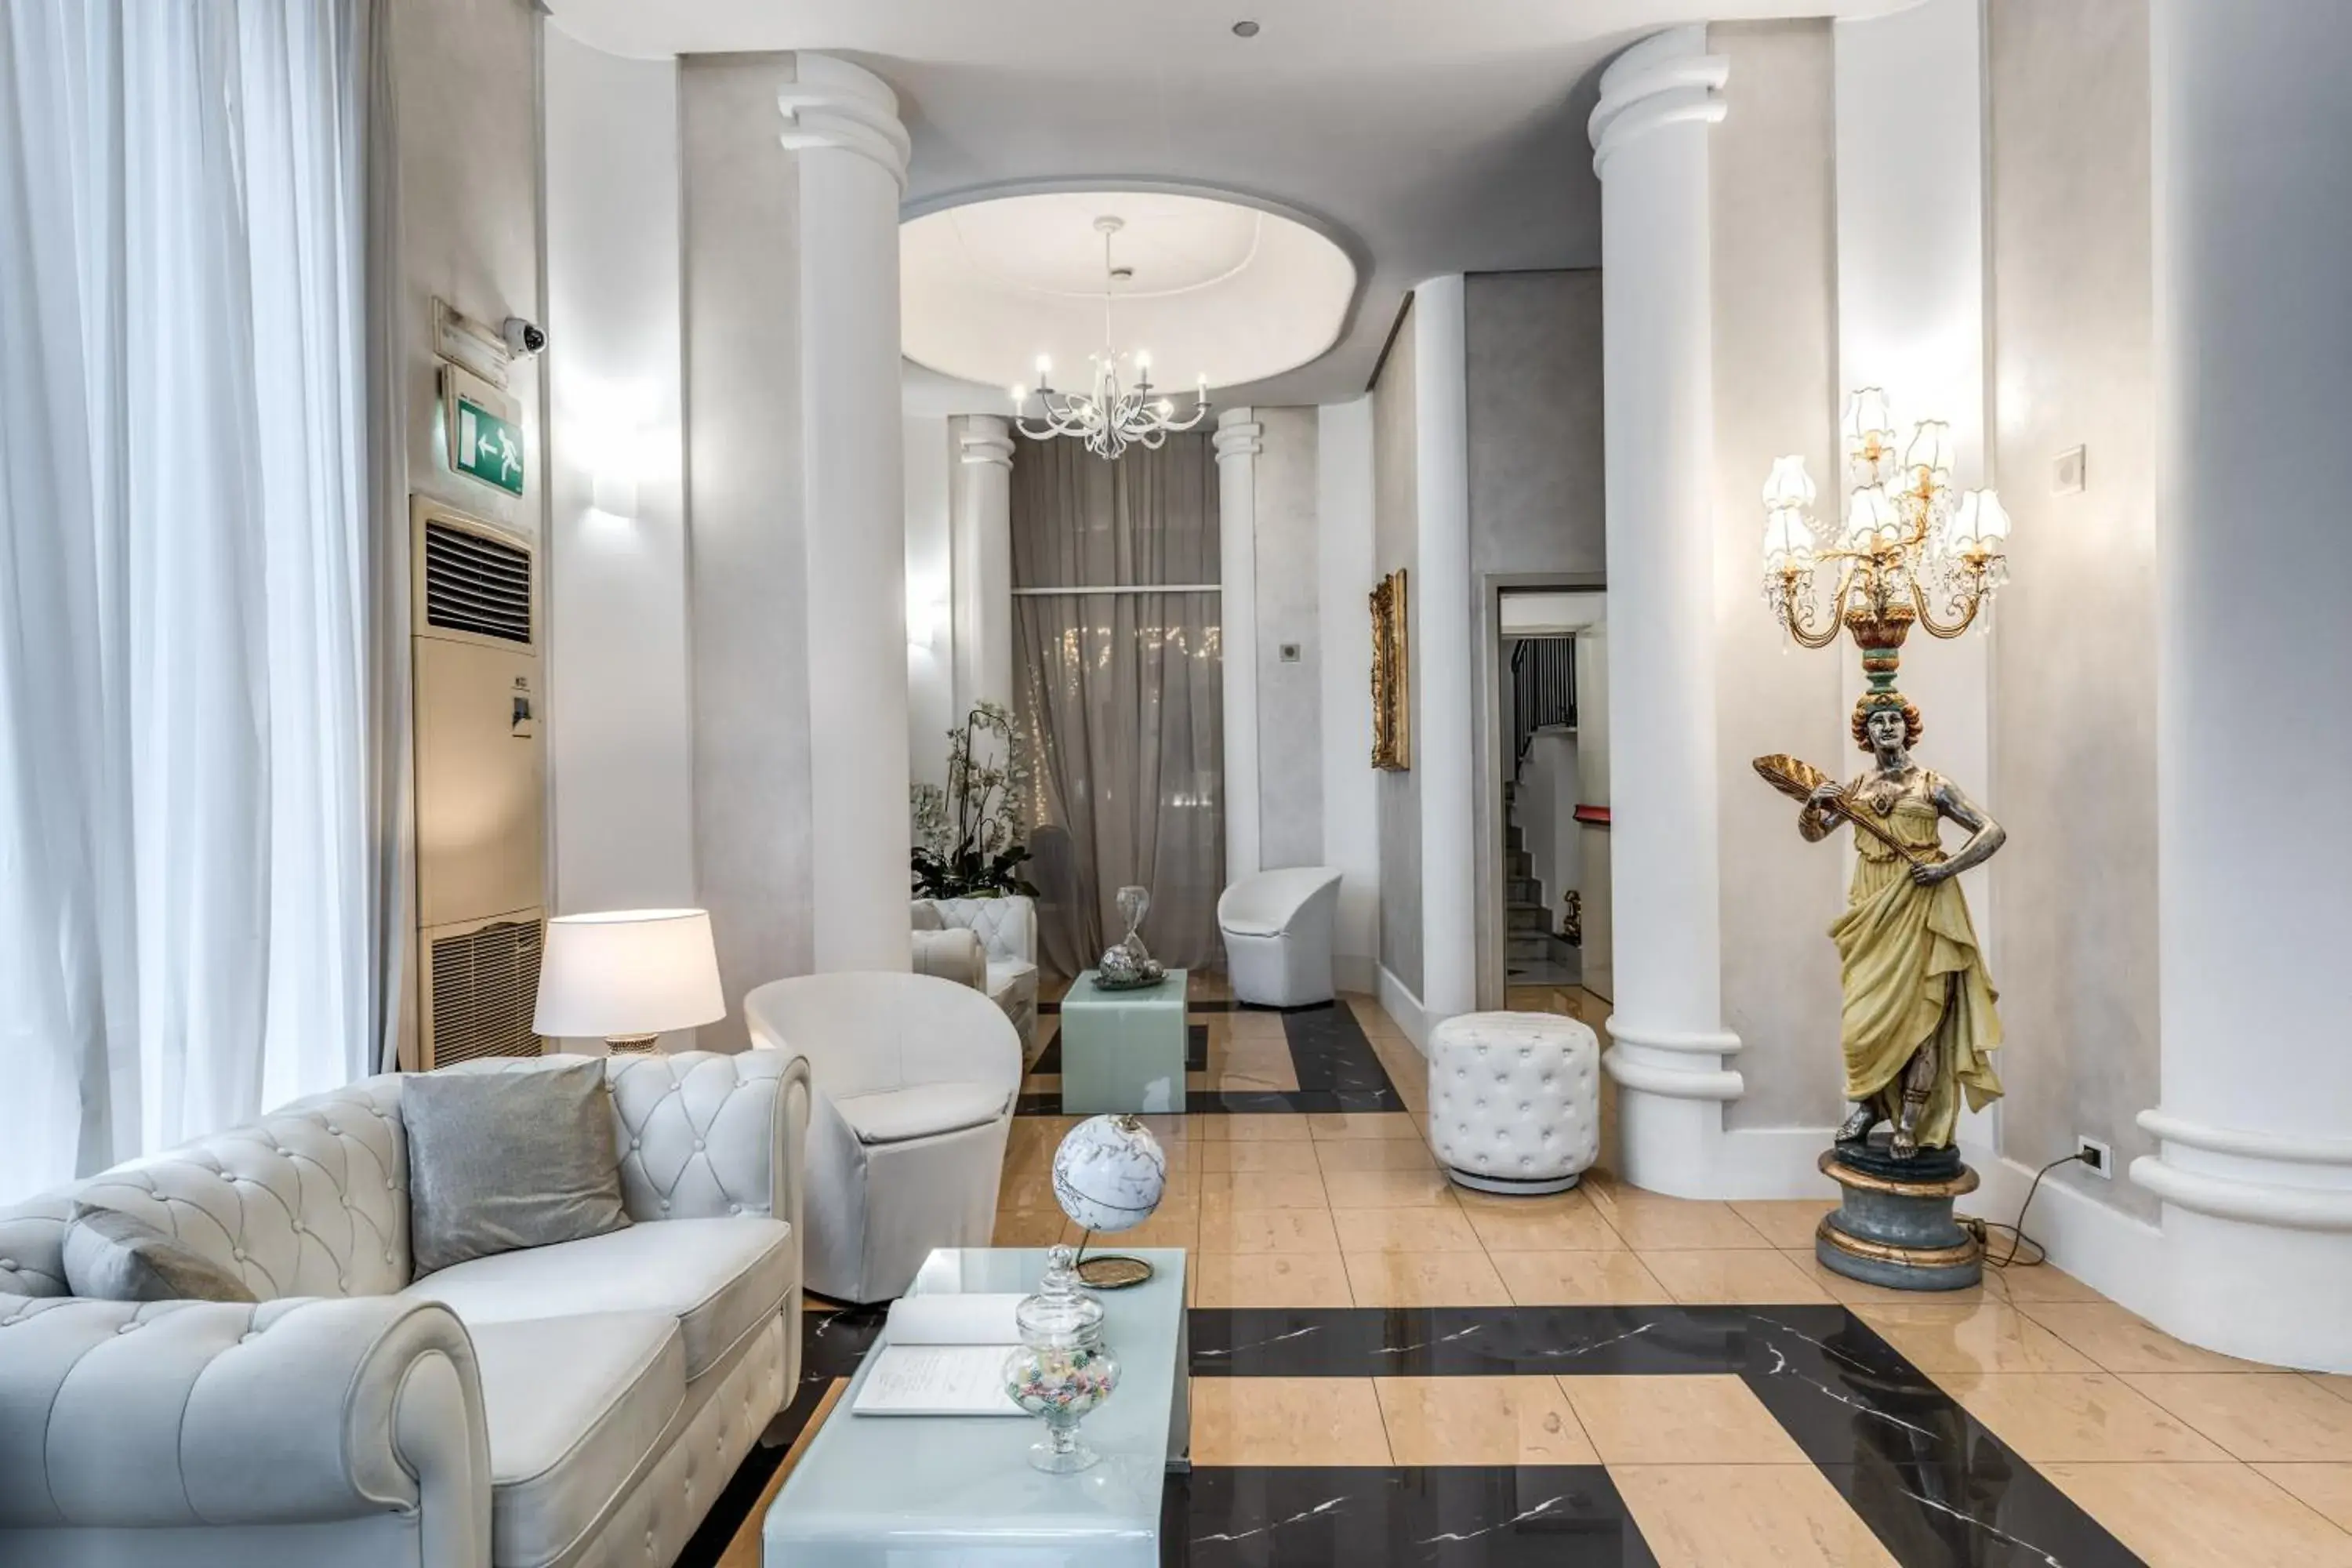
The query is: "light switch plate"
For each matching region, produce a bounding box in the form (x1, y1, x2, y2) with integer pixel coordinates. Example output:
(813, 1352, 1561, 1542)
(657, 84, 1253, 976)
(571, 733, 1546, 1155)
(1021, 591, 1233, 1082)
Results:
(2053, 445, 2087, 494)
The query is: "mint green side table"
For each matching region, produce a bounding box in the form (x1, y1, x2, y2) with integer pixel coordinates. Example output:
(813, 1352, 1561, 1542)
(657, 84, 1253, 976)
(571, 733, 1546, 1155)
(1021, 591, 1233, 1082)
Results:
(1058, 968, 1188, 1115)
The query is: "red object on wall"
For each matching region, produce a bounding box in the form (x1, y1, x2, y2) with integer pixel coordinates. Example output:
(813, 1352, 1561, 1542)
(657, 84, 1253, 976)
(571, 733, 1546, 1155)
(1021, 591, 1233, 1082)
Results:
(1573, 804, 1611, 826)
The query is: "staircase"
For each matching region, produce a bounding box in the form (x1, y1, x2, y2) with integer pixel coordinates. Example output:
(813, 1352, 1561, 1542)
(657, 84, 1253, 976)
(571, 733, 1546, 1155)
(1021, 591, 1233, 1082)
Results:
(1502, 779, 1580, 982)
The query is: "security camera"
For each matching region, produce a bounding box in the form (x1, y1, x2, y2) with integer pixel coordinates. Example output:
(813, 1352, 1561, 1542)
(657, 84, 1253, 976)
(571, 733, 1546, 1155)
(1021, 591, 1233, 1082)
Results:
(501, 317, 546, 358)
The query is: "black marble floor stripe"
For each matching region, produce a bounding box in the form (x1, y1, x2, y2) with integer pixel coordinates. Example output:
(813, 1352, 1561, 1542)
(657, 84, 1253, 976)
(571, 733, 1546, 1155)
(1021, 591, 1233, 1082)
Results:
(1014, 1000, 1406, 1116)
(1165, 1466, 1658, 1567)
(1033, 1022, 1210, 1076)
(1040, 997, 1239, 1014)
(1189, 1304, 1865, 1377)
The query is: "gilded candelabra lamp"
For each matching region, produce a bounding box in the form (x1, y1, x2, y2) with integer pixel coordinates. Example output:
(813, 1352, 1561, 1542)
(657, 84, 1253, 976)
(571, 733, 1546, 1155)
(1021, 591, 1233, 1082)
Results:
(1750, 389, 2015, 1292)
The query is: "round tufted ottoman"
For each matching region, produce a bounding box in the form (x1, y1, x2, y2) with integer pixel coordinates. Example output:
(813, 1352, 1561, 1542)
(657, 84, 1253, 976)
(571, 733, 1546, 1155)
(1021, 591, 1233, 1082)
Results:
(1427, 1011, 1601, 1195)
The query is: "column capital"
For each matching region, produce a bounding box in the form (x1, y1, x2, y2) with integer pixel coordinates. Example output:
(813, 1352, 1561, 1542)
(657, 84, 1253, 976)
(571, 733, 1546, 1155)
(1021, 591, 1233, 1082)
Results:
(1213, 405, 1263, 461)
(778, 54, 910, 192)
(956, 415, 1014, 469)
(1588, 25, 1727, 176)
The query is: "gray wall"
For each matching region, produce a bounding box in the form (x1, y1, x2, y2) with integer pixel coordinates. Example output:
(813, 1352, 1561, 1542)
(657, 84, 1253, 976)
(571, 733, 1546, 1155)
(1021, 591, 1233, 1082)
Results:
(1708, 21, 1849, 1130)
(1254, 408, 1326, 869)
(1372, 307, 1423, 996)
(681, 54, 815, 1048)
(1465, 271, 1606, 578)
(1987, 0, 2161, 1218)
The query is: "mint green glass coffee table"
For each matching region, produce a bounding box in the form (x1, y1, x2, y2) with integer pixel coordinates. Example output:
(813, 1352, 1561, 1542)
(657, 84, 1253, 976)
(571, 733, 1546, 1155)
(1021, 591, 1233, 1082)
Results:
(1058, 967, 1189, 1115)
(763, 1247, 1188, 1566)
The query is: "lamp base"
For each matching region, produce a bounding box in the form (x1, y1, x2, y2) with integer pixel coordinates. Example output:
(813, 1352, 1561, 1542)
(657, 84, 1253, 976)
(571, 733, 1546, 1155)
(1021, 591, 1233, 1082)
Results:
(604, 1034, 662, 1055)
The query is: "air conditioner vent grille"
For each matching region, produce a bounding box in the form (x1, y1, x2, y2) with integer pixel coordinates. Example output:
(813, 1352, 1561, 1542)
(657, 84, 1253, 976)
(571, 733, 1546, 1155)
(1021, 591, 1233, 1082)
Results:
(423, 521, 532, 643)
(426, 919, 543, 1066)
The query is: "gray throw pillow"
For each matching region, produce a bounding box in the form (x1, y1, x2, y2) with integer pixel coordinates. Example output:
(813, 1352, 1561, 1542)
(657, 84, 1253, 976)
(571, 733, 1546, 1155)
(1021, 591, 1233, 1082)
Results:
(405, 1058, 631, 1276)
(64, 1203, 259, 1303)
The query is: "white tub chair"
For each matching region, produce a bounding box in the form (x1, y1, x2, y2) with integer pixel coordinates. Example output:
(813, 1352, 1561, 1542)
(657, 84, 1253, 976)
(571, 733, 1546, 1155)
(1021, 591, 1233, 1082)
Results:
(1217, 867, 1345, 1007)
(744, 972, 1022, 1304)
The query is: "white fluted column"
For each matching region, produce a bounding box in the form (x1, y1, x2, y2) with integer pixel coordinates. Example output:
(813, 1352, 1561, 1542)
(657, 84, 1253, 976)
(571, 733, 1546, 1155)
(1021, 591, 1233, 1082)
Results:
(781, 56, 911, 972)
(1215, 408, 1263, 884)
(1588, 29, 1744, 1195)
(1414, 278, 1475, 1025)
(952, 415, 1014, 718)
(2130, 0, 2352, 1372)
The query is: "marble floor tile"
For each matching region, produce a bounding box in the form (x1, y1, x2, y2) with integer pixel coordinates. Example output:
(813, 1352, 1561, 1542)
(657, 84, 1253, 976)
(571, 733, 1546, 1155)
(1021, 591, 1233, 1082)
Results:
(1373, 1374, 1597, 1466)
(1454, 1189, 1627, 1252)
(1563, 1374, 1809, 1465)
(1196, 1112, 1315, 1142)
(2314, 1374, 2352, 1406)
(1305, 1111, 1426, 1140)
(2041, 1461, 2352, 1568)
(1189, 1375, 1392, 1467)
(1343, 1250, 1514, 1308)
(1200, 1170, 1330, 1209)
(1224, 1011, 1291, 1039)
(1322, 1167, 1458, 1208)
(2020, 1301, 2263, 1374)
(989, 1208, 1073, 1247)
(1587, 1192, 1768, 1250)
(1196, 1205, 1341, 1255)
(1979, 1260, 2108, 1303)
(1774, 1247, 1999, 1308)
(1639, 1248, 1835, 1305)
(1192, 1250, 1356, 1309)
(1729, 1198, 1838, 1250)
(2124, 1372, 2352, 1463)
(1312, 1138, 1438, 1172)
(1083, 1196, 1196, 1250)
(1491, 1250, 1674, 1306)
(2252, 1463, 2352, 1533)
(1853, 1301, 2102, 1374)
(1198, 1138, 1323, 1174)
(1612, 1463, 1899, 1568)
(1941, 1371, 2234, 1462)
(1330, 1204, 1485, 1253)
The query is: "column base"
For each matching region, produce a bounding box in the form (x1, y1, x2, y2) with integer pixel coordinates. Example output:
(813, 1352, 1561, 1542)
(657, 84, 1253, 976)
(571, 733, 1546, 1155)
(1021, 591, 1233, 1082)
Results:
(1815, 1137, 1984, 1292)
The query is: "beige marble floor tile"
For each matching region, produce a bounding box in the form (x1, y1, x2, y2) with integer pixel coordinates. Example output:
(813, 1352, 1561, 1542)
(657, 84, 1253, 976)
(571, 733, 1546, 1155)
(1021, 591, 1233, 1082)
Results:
(1940, 1372, 2233, 1462)
(1200, 1170, 1330, 1209)
(1855, 1302, 2100, 1374)
(1774, 1247, 2000, 1308)
(1345, 1249, 1514, 1308)
(991, 1209, 1073, 1247)
(1199, 1138, 1323, 1174)
(993, 1172, 1065, 1210)
(2312, 1374, 2352, 1406)
(1588, 1192, 1768, 1250)
(2019, 1301, 2263, 1375)
(1207, 1068, 1301, 1094)
(1374, 1375, 1596, 1467)
(2252, 1464, 2352, 1533)
(1131, 1113, 1196, 1144)
(1332, 1205, 1485, 1253)
(1083, 1196, 1197, 1251)
(1192, 1250, 1355, 1309)
(1612, 1464, 1899, 1568)
(1490, 1250, 1673, 1306)
(1314, 1138, 1438, 1172)
(1020, 1071, 1062, 1097)
(1323, 1167, 1457, 1208)
(2124, 1373, 2352, 1463)
(1978, 1261, 2107, 1303)
(1224, 1010, 1290, 1038)
(1306, 1111, 1427, 1141)
(1729, 1199, 1838, 1250)
(1196, 1206, 1341, 1254)
(1196, 1113, 1313, 1142)
(1190, 1376, 1392, 1466)
(1563, 1375, 1807, 1465)
(1640, 1248, 1835, 1305)
(1454, 1189, 1627, 1252)
(2042, 1462, 2352, 1568)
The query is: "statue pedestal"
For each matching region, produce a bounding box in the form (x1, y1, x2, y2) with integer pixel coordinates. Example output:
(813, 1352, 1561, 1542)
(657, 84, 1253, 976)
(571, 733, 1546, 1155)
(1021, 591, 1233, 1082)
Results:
(1815, 1134, 1983, 1291)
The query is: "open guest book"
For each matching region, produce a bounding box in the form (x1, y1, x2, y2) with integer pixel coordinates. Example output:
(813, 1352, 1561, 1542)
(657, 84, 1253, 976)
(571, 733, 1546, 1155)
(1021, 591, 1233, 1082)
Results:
(850, 1293, 1027, 1417)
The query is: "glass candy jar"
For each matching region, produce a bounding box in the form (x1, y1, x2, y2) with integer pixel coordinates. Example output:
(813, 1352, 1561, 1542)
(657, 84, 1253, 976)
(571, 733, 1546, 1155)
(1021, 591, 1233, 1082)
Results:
(1001, 1243, 1121, 1473)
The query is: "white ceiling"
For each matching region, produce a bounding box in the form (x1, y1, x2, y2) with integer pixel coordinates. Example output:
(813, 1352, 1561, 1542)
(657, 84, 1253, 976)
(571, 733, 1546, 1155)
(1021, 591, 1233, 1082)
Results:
(546, 0, 1914, 407)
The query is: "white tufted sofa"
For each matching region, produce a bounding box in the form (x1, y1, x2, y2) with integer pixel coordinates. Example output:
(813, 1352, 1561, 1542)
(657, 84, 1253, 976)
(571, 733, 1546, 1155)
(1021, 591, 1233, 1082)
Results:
(1427, 1012, 1601, 1196)
(0, 1049, 810, 1568)
(914, 895, 1040, 1062)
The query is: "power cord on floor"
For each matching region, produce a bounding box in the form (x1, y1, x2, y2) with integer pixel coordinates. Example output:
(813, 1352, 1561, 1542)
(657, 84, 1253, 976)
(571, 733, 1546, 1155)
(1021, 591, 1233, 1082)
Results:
(1963, 1150, 2091, 1272)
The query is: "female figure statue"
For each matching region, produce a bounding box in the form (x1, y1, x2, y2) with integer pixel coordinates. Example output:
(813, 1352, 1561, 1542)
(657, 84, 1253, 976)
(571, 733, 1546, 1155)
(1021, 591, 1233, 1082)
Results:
(1798, 694, 2005, 1159)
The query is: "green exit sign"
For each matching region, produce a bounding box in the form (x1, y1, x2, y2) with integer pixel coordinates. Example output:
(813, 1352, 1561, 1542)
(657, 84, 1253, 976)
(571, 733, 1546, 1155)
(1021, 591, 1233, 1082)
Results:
(441, 365, 524, 496)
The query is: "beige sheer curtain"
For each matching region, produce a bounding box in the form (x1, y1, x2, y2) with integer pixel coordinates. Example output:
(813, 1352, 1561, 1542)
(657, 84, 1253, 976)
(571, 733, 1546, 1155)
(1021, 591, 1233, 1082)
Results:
(1011, 434, 1224, 977)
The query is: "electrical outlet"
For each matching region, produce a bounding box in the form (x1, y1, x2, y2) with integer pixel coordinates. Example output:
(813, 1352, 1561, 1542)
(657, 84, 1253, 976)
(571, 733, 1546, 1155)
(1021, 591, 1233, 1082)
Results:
(2075, 1135, 2111, 1178)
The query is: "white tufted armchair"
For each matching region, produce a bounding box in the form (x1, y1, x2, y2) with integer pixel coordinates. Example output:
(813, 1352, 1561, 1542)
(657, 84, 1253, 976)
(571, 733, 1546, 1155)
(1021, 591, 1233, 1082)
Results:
(1217, 866, 1345, 1007)
(744, 971, 1022, 1305)
(1427, 1012, 1601, 1196)
(0, 1049, 810, 1568)
(915, 896, 1040, 1061)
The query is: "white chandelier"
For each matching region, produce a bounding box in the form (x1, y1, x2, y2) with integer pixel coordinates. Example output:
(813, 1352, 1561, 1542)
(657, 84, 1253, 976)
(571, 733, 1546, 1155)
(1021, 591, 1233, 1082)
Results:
(1010, 216, 1210, 462)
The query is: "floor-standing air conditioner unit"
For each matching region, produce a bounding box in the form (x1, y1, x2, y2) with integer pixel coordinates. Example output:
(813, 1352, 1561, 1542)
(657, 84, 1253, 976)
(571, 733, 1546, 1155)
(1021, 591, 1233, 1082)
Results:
(411, 496, 546, 1068)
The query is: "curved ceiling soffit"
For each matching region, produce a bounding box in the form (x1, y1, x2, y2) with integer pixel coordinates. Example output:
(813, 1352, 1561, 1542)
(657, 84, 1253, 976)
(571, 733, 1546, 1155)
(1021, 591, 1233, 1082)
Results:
(898, 176, 1372, 398)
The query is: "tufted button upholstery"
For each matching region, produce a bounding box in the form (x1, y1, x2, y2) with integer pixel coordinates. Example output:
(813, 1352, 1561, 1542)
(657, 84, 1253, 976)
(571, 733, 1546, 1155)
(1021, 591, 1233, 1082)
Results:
(917, 897, 1040, 1062)
(1428, 1012, 1600, 1196)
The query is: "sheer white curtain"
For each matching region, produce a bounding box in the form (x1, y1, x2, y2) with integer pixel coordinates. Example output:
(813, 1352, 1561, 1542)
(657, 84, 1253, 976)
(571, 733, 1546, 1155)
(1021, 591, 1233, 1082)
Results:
(0, 0, 378, 1200)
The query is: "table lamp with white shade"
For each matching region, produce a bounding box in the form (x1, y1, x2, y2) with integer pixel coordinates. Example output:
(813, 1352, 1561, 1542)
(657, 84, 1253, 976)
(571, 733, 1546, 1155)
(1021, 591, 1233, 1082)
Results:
(534, 909, 726, 1054)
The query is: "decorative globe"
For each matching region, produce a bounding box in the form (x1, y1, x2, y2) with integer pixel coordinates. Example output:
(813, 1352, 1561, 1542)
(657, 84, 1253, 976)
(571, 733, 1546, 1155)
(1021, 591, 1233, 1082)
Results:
(1050, 1114, 1166, 1235)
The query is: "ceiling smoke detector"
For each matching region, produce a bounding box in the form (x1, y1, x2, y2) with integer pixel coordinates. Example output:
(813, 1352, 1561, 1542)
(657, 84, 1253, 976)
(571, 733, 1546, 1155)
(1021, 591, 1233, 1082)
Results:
(1232, 20, 1260, 38)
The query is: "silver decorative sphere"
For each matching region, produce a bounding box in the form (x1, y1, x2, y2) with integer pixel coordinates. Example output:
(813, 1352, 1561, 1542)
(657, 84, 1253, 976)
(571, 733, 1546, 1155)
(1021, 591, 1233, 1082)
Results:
(1050, 1115, 1167, 1235)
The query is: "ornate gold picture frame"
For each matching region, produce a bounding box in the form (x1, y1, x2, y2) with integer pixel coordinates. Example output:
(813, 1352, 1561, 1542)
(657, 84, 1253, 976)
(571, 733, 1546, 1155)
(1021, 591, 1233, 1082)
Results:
(1370, 568, 1410, 770)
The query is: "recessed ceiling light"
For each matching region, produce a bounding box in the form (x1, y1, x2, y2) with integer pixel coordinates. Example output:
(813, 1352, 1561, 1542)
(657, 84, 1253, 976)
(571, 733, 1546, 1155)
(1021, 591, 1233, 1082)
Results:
(1232, 20, 1260, 38)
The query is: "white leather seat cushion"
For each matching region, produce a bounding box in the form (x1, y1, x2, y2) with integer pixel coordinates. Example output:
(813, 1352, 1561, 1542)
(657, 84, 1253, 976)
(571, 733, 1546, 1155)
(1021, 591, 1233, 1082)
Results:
(402, 1217, 790, 1382)
(835, 1082, 1010, 1145)
(985, 958, 1036, 998)
(471, 1310, 684, 1568)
